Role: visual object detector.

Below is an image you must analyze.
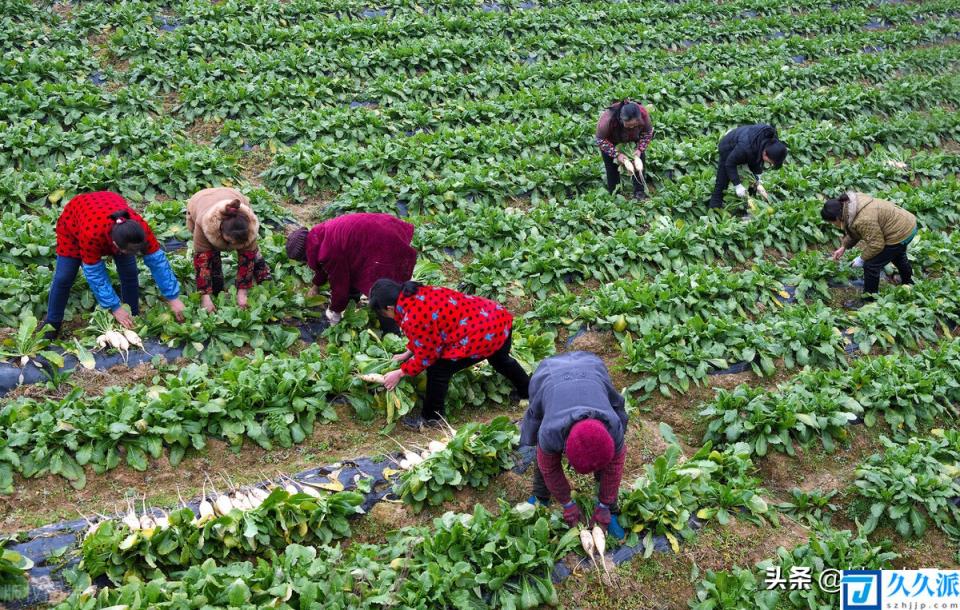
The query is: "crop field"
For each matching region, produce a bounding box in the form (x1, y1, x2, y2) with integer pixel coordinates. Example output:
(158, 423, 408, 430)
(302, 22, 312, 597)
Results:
(1, 0, 960, 608)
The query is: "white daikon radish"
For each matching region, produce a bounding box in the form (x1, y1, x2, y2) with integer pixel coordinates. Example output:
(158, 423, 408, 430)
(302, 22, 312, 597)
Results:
(404, 451, 423, 466)
(122, 328, 144, 349)
(121, 500, 141, 531)
(579, 528, 602, 579)
(427, 440, 447, 453)
(284, 483, 299, 495)
(231, 493, 251, 511)
(96, 335, 109, 349)
(300, 484, 322, 498)
(214, 493, 234, 516)
(399, 459, 410, 469)
(592, 525, 610, 578)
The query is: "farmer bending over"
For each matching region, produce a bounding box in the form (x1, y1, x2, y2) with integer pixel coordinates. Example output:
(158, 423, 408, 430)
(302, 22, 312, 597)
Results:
(43, 191, 184, 337)
(520, 351, 628, 538)
(596, 99, 654, 201)
(708, 123, 786, 209)
(285, 213, 416, 333)
(187, 187, 271, 313)
(822, 191, 917, 307)
(369, 280, 530, 431)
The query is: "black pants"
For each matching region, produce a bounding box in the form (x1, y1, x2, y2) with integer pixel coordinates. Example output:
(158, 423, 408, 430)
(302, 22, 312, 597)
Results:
(709, 140, 736, 208)
(421, 333, 530, 421)
(863, 243, 913, 295)
(602, 150, 646, 196)
(531, 464, 619, 512)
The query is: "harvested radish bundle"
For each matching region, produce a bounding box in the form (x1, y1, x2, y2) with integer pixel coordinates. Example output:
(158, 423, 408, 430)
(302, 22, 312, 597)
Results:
(87, 309, 145, 363)
(579, 528, 602, 579)
(393, 416, 519, 512)
(592, 524, 611, 578)
(79, 487, 364, 584)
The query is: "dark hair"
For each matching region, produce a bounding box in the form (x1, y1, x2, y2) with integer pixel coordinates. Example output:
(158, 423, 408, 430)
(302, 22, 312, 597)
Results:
(820, 194, 849, 222)
(369, 279, 421, 312)
(616, 101, 642, 126)
(108, 210, 147, 253)
(764, 141, 788, 169)
(220, 200, 251, 244)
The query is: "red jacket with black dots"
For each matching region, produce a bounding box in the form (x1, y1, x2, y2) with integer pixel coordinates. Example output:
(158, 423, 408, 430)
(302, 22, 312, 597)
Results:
(56, 191, 160, 264)
(395, 285, 514, 377)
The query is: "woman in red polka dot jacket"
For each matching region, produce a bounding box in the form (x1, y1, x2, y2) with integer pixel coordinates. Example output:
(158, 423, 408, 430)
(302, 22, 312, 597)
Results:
(44, 191, 185, 335)
(368, 280, 530, 431)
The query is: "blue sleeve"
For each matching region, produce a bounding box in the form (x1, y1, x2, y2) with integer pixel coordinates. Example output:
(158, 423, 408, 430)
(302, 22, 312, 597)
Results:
(143, 250, 181, 300)
(81, 261, 121, 311)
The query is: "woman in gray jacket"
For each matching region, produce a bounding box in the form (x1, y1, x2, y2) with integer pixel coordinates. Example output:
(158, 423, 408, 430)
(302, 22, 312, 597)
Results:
(520, 351, 628, 537)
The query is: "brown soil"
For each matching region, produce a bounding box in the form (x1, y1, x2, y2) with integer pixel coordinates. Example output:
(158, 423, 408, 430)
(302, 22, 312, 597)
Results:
(238, 149, 274, 189)
(186, 119, 223, 147)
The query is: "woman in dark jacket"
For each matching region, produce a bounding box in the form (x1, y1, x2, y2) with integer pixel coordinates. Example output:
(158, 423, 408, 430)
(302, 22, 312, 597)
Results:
(596, 100, 654, 200)
(708, 123, 787, 209)
(519, 351, 628, 537)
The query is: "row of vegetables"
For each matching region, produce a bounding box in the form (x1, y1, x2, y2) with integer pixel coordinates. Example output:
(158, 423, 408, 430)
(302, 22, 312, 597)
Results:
(0, 308, 553, 494)
(4, 412, 956, 606)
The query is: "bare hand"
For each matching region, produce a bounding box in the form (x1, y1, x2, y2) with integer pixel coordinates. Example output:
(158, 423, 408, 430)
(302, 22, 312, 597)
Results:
(831, 247, 846, 261)
(168, 297, 186, 322)
(383, 369, 405, 391)
(201, 294, 216, 313)
(307, 285, 319, 298)
(236, 289, 248, 309)
(112, 307, 135, 329)
(393, 350, 412, 362)
(617, 153, 629, 166)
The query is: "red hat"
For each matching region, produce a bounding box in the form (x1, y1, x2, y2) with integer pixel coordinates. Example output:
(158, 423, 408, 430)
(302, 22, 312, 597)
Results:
(565, 419, 614, 474)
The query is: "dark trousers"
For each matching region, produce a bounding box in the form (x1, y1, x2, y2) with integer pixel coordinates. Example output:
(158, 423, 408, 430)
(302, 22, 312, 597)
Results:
(709, 137, 739, 208)
(602, 150, 646, 196)
(46, 254, 139, 325)
(421, 333, 530, 421)
(863, 243, 913, 295)
(531, 464, 619, 512)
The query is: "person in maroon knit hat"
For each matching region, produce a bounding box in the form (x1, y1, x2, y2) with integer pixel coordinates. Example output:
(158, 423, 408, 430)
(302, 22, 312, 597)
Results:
(285, 213, 417, 334)
(519, 351, 628, 536)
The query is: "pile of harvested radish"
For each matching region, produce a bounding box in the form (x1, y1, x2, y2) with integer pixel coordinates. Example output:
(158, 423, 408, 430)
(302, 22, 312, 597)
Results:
(88, 309, 145, 363)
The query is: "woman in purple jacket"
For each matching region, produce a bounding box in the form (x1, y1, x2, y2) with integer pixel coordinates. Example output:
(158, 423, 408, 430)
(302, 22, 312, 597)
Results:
(285, 213, 417, 334)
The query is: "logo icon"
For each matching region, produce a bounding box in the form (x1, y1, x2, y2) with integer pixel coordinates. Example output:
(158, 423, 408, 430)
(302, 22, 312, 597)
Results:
(842, 570, 882, 610)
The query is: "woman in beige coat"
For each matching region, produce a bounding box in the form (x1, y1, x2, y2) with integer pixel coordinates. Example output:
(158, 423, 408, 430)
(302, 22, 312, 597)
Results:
(822, 191, 917, 302)
(186, 187, 271, 312)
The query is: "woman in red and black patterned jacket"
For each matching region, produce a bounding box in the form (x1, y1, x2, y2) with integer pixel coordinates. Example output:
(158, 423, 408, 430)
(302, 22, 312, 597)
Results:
(369, 280, 530, 431)
(44, 191, 185, 336)
(596, 99, 654, 200)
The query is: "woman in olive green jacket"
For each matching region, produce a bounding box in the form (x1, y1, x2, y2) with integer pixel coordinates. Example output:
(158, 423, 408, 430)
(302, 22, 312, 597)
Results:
(821, 192, 917, 298)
